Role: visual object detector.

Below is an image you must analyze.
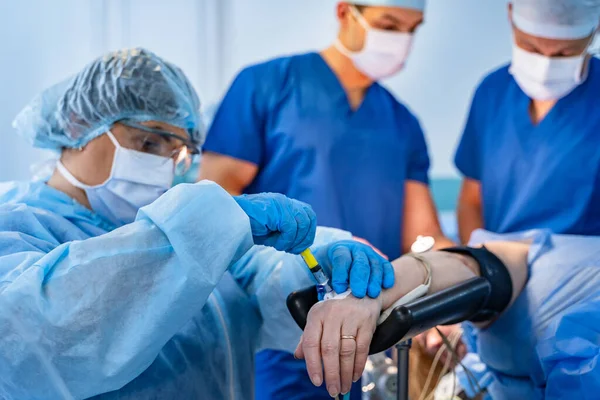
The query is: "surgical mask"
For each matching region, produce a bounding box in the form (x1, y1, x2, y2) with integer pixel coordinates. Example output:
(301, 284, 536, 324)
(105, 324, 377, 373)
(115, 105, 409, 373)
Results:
(56, 131, 174, 227)
(334, 6, 414, 80)
(509, 45, 588, 100)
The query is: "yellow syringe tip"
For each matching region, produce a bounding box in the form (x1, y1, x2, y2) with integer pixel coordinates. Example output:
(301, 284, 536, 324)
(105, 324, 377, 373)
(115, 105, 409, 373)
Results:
(300, 249, 319, 269)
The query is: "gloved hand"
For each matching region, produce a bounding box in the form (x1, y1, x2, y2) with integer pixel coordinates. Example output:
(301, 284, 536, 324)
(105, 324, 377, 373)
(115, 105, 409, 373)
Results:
(326, 240, 395, 298)
(234, 193, 317, 254)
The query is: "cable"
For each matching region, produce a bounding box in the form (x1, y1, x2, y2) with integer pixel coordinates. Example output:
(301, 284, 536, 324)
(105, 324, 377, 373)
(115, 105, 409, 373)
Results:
(418, 336, 448, 400)
(435, 327, 484, 398)
(423, 330, 462, 400)
(418, 329, 462, 400)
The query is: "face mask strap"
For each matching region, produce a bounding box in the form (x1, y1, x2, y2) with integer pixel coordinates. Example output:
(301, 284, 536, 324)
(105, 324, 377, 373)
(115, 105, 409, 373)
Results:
(56, 161, 93, 190)
(335, 6, 373, 57)
(349, 5, 371, 32)
(106, 130, 121, 149)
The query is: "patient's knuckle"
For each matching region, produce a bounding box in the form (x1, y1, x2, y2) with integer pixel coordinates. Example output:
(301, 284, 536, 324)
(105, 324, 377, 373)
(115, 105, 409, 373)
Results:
(303, 336, 320, 349)
(356, 341, 370, 354)
(321, 340, 339, 355)
(340, 342, 356, 357)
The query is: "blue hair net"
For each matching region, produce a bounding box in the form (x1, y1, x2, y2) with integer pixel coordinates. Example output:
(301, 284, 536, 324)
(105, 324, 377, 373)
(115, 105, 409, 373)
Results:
(13, 48, 203, 151)
(512, 0, 600, 39)
(354, 0, 425, 11)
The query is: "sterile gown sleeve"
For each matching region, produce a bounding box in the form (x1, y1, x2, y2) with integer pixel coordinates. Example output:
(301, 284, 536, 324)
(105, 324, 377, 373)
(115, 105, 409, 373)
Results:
(0, 181, 254, 400)
(229, 227, 353, 353)
(537, 300, 600, 399)
(203, 67, 268, 165)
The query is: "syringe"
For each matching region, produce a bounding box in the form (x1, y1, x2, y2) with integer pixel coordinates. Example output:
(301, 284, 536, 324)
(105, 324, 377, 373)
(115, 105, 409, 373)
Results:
(300, 249, 334, 300)
(300, 249, 352, 400)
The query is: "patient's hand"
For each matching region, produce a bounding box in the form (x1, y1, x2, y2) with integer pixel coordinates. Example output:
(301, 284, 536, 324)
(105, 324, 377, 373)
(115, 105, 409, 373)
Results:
(294, 296, 381, 398)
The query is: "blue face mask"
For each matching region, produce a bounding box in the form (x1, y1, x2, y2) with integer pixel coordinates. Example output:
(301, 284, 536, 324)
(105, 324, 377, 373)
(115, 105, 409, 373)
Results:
(56, 131, 175, 227)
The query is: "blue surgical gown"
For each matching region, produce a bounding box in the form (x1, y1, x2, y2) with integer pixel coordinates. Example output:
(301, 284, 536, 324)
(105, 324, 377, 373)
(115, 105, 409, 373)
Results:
(455, 58, 600, 235)
(203, 52, 430, 399)
(457, 229, 600, 399)
(0, 180, 351, 399)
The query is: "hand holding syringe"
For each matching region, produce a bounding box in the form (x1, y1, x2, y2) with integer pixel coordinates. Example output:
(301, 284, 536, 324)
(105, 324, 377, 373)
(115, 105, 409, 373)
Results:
(299, 244, 394, 399)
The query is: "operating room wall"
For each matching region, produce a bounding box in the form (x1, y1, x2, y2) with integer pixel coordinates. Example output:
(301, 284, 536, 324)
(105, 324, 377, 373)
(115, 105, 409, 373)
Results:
(0, 0, 511, 182)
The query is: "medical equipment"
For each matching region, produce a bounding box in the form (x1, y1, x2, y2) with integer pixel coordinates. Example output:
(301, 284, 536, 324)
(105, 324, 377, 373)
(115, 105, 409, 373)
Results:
(288, 243, 511, 400)
(288, 277, 493, 399)
(300, 249, 335, 300)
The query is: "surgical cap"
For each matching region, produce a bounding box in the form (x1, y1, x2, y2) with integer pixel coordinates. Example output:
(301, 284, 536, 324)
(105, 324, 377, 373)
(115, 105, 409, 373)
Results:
(354, 0, 425, 11)
(13, 48, 203, 151)
(512, 0, 600, 39)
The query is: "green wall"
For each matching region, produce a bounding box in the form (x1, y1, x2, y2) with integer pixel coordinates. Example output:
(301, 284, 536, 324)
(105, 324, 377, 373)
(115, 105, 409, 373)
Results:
(431, 178, 461, 212)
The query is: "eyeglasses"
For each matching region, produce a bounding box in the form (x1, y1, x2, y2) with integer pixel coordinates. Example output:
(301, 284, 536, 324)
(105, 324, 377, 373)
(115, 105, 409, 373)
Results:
(119, 120, 200, 176)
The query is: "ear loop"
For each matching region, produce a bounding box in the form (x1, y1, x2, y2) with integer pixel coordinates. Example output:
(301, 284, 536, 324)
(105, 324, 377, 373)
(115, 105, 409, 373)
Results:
(55, 161, 91, 189)
(334, 5, 371, 56)
(55, 130, 120, 189)
(105, 130, 121, 149)
(579, 31, 597, 81)
(348, 5, 372, 31)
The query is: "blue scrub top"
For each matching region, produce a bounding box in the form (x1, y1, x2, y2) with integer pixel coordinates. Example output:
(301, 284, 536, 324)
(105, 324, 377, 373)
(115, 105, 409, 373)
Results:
(455, 58, 600, 235)
(205, 52, 430, 400)
(204, 52, 430, 261)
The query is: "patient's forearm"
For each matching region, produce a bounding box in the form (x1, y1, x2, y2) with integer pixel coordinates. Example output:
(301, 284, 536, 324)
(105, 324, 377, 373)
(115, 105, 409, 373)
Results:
(380, 242, 530, 313)
(380, 251, 477, 310)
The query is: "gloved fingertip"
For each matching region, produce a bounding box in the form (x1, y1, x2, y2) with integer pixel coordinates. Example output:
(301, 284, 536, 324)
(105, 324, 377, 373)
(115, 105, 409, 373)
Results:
(383, 275, 395, 289)
(332, 283, 348, 294)
(367, 285, 381, 299)
(383, 279, 395, 289)
(352, 286, 367, 299)
(382, 262, 395, 288)
(288, 246, 303, 255)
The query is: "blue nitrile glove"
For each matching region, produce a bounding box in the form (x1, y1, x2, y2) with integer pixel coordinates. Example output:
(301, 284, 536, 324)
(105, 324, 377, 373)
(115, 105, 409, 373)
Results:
(325, 240, 395, 298)
(234, 193, 317, 254)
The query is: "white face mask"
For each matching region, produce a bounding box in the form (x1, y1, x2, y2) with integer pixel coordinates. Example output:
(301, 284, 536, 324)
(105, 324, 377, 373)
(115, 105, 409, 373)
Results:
(57, 131, 175, 227)
(334, 6, 414, 80)
(509, 45, 588, 101)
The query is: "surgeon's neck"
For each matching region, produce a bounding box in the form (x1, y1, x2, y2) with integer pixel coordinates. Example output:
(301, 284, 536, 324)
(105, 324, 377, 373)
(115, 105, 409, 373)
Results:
(47, 169, 92, 210)
(321, 46, 373, 110)
(529, 99, 557, 124)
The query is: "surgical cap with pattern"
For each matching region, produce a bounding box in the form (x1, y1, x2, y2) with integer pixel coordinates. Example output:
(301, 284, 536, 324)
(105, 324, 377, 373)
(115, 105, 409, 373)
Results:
(13, 48, 203, 151)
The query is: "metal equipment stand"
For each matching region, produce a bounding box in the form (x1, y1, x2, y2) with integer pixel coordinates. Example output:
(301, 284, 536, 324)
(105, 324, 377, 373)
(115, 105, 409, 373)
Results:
(396, 340, 412, 400)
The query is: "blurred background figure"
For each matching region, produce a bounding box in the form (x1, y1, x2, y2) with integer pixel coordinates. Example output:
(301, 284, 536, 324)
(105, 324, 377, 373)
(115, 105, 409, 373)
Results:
(199, 0, 456, 398)
(456, 0, 600, 243)
(452, 0, 600, 396)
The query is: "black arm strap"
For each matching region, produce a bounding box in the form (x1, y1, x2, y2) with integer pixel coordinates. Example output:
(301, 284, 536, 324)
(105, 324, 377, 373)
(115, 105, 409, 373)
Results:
(440, 246, 513, 322)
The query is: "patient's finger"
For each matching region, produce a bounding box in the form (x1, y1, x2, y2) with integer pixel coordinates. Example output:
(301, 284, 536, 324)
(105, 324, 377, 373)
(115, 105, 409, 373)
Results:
(353, 324, 373, 383)
(301, 314, 324, 388)
(339, 323, 359, 394)
(321, 313, 342, 397)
